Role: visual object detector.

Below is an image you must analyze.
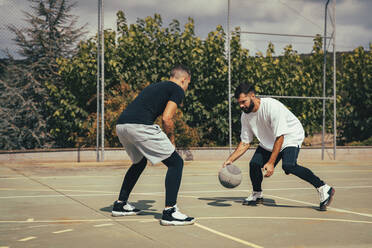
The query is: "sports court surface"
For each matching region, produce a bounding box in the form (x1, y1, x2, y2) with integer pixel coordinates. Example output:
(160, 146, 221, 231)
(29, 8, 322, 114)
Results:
(1, 160, 371, 248)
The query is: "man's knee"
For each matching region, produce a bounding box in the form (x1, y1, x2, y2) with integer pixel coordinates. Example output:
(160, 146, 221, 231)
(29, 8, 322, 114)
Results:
(163, 151, 184, 168)
(132, 157, 147, 170)
(249, 161, 261, 169)
(137, 157, 147, 166)
(282, 162, 296, 175)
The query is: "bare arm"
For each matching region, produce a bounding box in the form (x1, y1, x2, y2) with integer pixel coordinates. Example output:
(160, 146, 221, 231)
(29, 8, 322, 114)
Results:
(162, 101, 178, 145)
(223, 141, 251, 167)
(263, 135, 284, 177)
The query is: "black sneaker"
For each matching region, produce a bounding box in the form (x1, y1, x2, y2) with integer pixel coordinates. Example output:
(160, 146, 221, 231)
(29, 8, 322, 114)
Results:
(111, 201, 141, 217)
(160, 205, 195, 226)
(242, 191, 264, 206)
(318, 184, 335, 211)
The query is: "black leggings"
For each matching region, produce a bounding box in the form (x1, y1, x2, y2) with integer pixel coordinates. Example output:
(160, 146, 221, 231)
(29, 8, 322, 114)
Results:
(250, 146, 324, 192)
(118, 151, 183, 207)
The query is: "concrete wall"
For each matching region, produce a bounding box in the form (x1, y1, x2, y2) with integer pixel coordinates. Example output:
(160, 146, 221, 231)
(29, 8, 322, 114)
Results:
(0, 147, 371, 164)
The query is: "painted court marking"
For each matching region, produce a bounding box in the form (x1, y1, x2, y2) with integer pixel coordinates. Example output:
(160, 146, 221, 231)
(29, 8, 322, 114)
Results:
(179, 189, 372, 220)
(264, 193, 372, 218)
(28, 224, 51, 229)
(94, 223, 114, 227)
(52, 229, 73, 234)
(18, 236, 36, 242)
(1, 185, 372, 200)
(1, 216, 371, 225)
(1, 185, 372, 219)
(0, 182, 371, 193)
(195, 223, 263, 248)
(0, 168, 371, 180)
(139, 219, 157, 223)
(1, 215, 371, 248)
(0, 193, 116, 199)
(198, 216, 372, 225)
(1, 164, 371, 248)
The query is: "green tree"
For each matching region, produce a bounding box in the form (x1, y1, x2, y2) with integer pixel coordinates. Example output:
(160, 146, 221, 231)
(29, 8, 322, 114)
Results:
(57, 11, 371, 148)
(0, 60, 49, 149)
(1, 0, 87, 149)
(338, 45, 372, 143)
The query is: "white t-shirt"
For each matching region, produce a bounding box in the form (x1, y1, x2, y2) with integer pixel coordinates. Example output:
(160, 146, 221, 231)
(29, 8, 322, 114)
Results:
(240, 98, 305, 151)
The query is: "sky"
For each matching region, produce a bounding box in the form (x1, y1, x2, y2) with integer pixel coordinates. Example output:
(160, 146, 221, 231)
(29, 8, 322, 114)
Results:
(0, 0, 371, 58)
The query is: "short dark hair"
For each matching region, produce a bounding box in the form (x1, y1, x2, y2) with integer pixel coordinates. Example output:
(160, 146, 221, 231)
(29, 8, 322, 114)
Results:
(170, 64, 191, 78)
(234, 83, 255, 99)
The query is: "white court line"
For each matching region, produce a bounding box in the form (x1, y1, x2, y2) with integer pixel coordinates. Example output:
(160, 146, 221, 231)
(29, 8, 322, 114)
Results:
(0, 188, 115, 194)
(0, 193, 116, 199)
(1, 169, 369, 181)
(176, 185, 372, 194)
(265, 193, 372, 218)
(18, 236, 36, 242)
(94, 223, 114, 227)
(0, 177, 371, 191)
(1, 216, 371, 225)
(0, 175, 120, 180)
(1, 169, 371, 180)
(0, 172, 223, 180)
(28, 224, 51, 229)
(140, 219, 158, 223)
(1, 185, 372, 194)
(198, 216, 372, 225)
(52, 229, 73, 234)
(312, 169, 372, 173)
(0, 191, 168, 199)
(1, 185, 372, 199)
(195, 223, 264, 248)
(0, 218, 144, 224)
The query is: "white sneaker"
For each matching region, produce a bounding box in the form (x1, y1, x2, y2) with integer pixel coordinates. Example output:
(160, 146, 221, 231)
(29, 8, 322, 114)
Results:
(242, 191, 263, 205)
(112, 201, 141, 216)
(317, 184, 335, 211)
(160, 205, 195, 226)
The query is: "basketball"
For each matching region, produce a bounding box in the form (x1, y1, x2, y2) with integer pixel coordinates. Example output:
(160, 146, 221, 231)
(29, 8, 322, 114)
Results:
(218, 164, 242, 188)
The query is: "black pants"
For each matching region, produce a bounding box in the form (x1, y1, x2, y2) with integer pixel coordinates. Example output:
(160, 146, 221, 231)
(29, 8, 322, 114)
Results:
(250, 146, 324, 192)
(118, 151, 183, 207)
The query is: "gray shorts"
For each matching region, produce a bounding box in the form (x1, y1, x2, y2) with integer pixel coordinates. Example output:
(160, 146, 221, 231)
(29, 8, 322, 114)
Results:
(116, 124, 175, 165)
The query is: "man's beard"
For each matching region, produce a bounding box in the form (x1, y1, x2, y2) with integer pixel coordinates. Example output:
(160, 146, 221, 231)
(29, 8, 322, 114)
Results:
(241, 100, 255, 114)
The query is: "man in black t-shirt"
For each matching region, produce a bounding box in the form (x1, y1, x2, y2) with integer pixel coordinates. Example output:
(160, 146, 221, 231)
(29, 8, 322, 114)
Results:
(112, 65, 195, 226)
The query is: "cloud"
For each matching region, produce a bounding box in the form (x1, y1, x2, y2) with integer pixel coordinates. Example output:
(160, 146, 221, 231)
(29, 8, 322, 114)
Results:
(0, 0, 370, 58)
(337, 0, 372, 29)
(65, 0, 372, 53)
(102, 0, 226, 17)
(337, 24, 371, 50)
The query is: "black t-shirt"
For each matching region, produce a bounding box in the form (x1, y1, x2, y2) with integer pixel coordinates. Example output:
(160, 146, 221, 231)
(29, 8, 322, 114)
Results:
(117, 81, 185, 125)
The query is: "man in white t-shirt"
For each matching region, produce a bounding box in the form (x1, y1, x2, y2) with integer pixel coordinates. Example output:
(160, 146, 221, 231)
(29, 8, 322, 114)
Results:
(223, 83, 335, 211)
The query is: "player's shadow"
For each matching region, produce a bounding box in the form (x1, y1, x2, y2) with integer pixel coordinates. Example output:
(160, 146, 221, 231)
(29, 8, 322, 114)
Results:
(100, 199, 162, 219)
(199, 197, 318, 210)
(198, 197, 243, 207)
(261, 198, 319, 210)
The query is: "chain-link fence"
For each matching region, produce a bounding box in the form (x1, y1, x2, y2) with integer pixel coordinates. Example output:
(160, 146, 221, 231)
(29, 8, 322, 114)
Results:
(0, 0, 370, 159)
